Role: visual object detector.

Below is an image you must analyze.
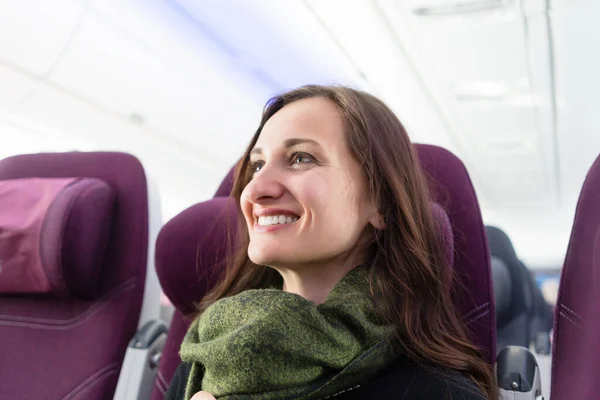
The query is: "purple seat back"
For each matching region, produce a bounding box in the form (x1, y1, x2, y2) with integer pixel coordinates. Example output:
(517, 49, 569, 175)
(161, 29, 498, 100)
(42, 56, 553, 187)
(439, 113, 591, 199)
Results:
(151, 144, 495, 399)
(0, 152, 149, 400)
(551, 153, 600, 400)
(415, 145, 495, 361)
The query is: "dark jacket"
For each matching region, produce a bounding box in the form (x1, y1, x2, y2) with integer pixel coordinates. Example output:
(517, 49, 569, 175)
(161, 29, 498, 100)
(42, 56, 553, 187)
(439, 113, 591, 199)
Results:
(165, 355, 486, 400)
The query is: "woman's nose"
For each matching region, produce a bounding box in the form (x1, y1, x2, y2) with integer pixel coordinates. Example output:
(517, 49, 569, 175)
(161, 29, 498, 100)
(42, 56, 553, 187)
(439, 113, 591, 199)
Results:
(243, 167, 285, 203)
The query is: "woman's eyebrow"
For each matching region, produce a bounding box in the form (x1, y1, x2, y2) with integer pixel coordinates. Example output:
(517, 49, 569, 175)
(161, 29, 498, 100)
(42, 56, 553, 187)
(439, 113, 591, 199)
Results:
(250, 138, 322, 156)
(283, 138, 322, 149)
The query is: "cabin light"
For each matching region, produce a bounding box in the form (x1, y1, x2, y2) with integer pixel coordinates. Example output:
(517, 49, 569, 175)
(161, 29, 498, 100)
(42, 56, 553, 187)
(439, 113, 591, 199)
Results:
(453, 81, 510, 100)
(412, 0, 510, 16)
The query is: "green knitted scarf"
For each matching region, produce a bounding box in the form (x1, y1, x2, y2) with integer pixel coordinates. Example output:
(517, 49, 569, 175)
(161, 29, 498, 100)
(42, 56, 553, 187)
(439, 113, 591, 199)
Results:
(179, 266, 398, 400)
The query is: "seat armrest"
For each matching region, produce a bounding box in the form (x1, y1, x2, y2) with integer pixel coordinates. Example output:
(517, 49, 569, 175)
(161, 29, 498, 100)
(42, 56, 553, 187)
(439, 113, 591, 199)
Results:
(114, 319, 168, 400)
(497, 346, 544, 400)
(130, 319, 168, 350)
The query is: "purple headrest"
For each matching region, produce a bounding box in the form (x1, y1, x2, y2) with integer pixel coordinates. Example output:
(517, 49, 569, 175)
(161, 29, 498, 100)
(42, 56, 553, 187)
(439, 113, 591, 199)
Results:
(156, 197, 237, 315)
(0, 177, 116, 298)
(155, 197, 453, 316)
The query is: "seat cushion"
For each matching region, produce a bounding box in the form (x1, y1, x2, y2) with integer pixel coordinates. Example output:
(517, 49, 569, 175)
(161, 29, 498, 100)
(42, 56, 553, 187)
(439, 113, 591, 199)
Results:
(0, 177, 116, 298)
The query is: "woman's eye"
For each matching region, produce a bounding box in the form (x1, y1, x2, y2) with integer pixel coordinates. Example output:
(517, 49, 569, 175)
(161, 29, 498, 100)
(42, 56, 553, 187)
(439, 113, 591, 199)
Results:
(250, 161, 264, 174)
(292, 152, 315, 165)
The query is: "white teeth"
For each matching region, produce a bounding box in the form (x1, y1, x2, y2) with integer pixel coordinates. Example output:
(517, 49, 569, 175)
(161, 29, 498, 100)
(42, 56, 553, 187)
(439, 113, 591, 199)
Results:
(257, 214, 299, 227)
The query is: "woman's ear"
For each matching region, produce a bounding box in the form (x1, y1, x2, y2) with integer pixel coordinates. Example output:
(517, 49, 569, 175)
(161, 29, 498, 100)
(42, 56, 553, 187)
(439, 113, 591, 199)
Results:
(368, 208, 386, 230)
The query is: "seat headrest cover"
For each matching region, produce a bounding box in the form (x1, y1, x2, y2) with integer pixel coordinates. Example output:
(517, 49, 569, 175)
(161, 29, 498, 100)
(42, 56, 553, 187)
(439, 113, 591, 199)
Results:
(156, 197, 454, 315)
(431, 202, 454, 268)
(0, 177, 116, 298)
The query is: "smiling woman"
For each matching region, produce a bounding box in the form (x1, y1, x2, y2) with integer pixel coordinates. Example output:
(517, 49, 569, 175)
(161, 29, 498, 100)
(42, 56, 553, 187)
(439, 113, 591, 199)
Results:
(166, 85, 497, 400)
(240, 96, 385, 305)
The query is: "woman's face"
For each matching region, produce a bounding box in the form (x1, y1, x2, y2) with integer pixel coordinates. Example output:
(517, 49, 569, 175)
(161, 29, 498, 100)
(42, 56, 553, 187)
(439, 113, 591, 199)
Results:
(240, 97, 381, 269)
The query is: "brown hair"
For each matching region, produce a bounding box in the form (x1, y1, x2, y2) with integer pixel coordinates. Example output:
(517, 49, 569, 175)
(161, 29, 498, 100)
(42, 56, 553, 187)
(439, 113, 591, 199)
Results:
(198, 85, 497, 399)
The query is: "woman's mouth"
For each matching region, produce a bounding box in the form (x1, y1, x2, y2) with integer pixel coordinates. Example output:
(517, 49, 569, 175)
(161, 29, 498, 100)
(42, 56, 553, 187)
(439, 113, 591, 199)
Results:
(257, 214, 300, 227)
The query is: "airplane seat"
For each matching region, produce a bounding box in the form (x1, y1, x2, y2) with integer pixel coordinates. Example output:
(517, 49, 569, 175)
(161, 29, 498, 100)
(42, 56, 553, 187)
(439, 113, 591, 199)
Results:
(486, 226, 553, 353)
(490, 256, 516, 349)
(414, 145, 496, 364)
(150, 144, 498, 399)
(551, 152, 600, 400)
(152, 196, 237, 399)
(487, 227, 531, 351)
(0, 152, 151, 400)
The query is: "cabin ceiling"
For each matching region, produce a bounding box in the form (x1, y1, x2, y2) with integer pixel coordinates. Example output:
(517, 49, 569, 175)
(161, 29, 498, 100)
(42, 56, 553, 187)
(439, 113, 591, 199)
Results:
(1, 0, 598, 268)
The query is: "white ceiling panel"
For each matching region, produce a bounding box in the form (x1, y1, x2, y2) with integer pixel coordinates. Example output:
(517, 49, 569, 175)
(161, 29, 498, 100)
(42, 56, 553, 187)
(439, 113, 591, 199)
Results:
(173, 0, 364, 89)
(401, 2, 529, 86)
(551, 0, 600, 209)
(17, 83, 229, 166)
(0, 115, 94, 153)
(90, 0, 273, 100)
(303, 0, 458, 153)
(89, 0, 273, 100)
(0, 0, 87, 75)
(0, 62, 37, 111)
(0, 121, 47, 160)
(47, 9, 260, 161)
(2, 0, 598, 270)
(378, 0, 557, 209)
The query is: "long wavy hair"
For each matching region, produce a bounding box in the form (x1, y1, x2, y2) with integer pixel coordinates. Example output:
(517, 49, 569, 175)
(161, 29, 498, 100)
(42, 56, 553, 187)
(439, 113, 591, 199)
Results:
(197, 85, 497, 399)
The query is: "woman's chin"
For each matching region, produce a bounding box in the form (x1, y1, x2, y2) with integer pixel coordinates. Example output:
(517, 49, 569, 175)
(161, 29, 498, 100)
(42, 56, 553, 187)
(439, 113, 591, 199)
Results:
(248, 246, 296, 267)
(248, 247, 277, 266)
